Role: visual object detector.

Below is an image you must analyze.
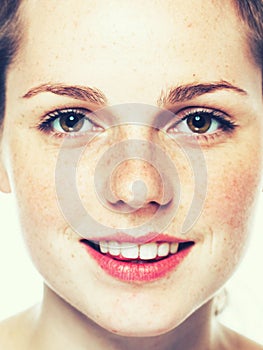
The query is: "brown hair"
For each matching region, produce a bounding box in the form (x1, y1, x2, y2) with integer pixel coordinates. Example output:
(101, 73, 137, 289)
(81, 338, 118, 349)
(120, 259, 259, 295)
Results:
(235, 0, 263, 70)
(0, 0, 22, 125)
(0, 0, 262, 126)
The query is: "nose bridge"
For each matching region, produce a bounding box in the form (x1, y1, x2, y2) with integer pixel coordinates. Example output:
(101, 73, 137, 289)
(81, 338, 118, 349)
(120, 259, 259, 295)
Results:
(116, 124, 160, 194)
(108, 102, 159, 160)
(118, 124, 155, 161)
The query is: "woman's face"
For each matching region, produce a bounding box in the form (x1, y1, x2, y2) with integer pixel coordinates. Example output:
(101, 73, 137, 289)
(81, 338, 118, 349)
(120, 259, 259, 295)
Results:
(1, 0, 263, 337)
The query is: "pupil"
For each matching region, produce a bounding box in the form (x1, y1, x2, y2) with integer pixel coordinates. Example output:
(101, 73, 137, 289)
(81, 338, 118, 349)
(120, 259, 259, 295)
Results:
(65, 115, 79, 128)
(192, 115, 206, 128)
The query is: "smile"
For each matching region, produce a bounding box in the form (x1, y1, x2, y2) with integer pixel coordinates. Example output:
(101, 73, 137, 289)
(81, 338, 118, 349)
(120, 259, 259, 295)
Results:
(80, 234, 195, 282)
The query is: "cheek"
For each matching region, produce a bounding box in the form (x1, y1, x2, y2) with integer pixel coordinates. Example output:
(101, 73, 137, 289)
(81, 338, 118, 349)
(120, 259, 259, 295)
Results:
(5, 136, 81, 285)
(209, 159, 260, 227)
(202, 143, 262, 261)
(7, 135, 62, 236)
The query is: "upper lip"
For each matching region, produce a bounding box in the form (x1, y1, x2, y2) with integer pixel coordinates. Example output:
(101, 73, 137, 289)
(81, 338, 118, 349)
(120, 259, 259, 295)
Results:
(81, 232, 194, 244)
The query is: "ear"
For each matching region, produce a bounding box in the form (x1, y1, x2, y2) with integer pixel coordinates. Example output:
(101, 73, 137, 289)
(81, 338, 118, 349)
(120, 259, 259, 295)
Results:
(0, 143, 11, 194)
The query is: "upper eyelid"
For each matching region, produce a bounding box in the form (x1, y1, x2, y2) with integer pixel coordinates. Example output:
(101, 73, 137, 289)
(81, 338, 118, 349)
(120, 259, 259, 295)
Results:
(164, 107, 231, 128)
(176, 106, 229, 118)
(40, 107, 106, 128)
(46, 108, 92, 119)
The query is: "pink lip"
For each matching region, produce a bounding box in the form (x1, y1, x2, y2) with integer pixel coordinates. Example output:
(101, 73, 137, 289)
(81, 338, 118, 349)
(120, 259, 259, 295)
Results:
(80, 233, 194, 282)
(84, 232, 190, 244)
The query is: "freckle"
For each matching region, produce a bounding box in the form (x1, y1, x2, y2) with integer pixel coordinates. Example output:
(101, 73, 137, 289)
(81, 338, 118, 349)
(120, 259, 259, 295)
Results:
(64, 226, 73, 238)
(71, 253, 75, 258)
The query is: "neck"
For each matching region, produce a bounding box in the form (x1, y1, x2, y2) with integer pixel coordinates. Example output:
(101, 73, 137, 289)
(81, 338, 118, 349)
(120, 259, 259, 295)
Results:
(31, 285, 221, 350)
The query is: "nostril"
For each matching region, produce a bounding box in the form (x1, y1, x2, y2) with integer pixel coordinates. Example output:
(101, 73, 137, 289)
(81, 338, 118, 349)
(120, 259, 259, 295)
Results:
(106, 199, 160, 214)
(107, 179, 149, 208)
(112, 180, 164, 210)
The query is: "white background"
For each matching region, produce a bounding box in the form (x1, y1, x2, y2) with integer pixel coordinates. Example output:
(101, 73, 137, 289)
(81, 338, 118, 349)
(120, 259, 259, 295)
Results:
(0, 192, 262, 344)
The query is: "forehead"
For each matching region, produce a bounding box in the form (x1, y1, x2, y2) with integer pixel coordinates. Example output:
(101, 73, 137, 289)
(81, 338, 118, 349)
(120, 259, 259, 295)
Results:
(12, 0, 255, 104)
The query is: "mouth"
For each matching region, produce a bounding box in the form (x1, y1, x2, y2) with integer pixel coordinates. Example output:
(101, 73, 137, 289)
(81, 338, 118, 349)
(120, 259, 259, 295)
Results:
(81, 239, 194, 263)
(80, 234, 195, 282)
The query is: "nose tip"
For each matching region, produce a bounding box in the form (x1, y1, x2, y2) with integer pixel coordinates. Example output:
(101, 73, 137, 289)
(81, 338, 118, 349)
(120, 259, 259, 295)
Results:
(117, 179, 148, 209)
(106, 159, 171, 209)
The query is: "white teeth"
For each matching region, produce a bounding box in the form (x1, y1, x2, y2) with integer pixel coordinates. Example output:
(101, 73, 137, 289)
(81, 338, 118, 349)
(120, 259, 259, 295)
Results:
(139, 243, 158, 260)
(170, 242, 179, 254)
(99, 241, 108, 253)
(98, 241, 180, 259)
(121, 242, 139, 259)
(108, 241, 121, 256)
(157, 242, 170, 257)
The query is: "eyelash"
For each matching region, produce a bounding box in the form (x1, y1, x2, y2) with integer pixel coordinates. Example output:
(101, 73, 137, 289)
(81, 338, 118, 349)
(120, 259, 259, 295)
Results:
(167, 107, 237, 140)
(36, 107, 238, 142)
(37, 108, 103, 138)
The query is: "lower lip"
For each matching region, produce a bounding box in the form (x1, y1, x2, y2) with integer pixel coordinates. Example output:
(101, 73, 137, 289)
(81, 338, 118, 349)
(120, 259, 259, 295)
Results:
(81, 242, 194, 282)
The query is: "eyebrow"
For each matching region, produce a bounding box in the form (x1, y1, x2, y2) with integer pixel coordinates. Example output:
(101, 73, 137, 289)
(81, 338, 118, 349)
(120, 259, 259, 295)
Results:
(158, 80, 247, 106)
(22, 83, 107, 105)
(22, 80, 247, 107)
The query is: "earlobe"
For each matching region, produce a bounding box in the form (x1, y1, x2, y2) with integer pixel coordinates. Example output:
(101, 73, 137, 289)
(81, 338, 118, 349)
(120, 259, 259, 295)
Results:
(0, 142, 11, 193)
(0, 165, 11, 193)
(0, 162, 11, 193)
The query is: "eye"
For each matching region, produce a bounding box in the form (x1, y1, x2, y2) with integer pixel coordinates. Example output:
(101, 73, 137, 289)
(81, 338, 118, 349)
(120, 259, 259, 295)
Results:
(38, 108, 104, 135)
(167, 108, 236, 135)
(178, 111, 219, 134)
(52, 110, 91, 133)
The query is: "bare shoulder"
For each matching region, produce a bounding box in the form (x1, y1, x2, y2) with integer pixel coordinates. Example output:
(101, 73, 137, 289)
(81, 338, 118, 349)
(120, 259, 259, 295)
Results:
(0, 306, 38, 350)
(219, 324, 263, 350)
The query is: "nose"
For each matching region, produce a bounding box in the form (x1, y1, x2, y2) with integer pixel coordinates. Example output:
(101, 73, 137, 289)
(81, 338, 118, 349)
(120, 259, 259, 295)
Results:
(105, 158, 173, 210)
(94, 119, 177, 214)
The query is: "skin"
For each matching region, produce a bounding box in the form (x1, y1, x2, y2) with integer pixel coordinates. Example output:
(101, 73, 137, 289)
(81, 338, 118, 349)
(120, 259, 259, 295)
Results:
(0, 0, 263, 349)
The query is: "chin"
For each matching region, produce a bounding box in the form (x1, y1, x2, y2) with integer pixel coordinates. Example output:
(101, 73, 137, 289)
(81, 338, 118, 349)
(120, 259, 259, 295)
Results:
(92, 311, 184, 338)
(104, 324, 174, 338)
